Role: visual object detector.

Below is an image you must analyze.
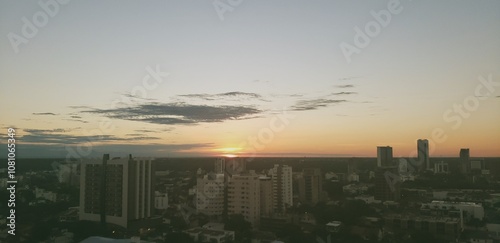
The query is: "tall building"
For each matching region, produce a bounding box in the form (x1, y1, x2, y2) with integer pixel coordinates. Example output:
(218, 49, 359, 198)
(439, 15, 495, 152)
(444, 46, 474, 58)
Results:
(270, 164, 293, 213)
(460, 148, 470, 174)
(79, 154, 154, 228)
(196, 173, 225, 216)
(374, 167, 401, 202)
(215, 158, 226, 174)
(215, 157, 247, 175)
(299, 168, 323, 205)
(417, 139, 430, 170)
(377, 146, 393, 167)
(228, 172, 261, 227)
(259, 176, 274, 217)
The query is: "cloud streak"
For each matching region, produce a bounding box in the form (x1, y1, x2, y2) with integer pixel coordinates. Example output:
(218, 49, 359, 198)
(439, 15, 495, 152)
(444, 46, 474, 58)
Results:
(332, 91, 357, 96)
(32, 112, 58, 116)
(335, 84, 355, 89)
(20, 129, 160, 144)
(179, 91, 262, 101)
(80, 102, 262, 125)
(291, 99, 347, 111)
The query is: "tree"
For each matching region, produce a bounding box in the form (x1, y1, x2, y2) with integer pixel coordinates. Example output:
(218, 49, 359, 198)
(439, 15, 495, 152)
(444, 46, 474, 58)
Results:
(225, 214, 252, 242)
(164, 232, 194, 243)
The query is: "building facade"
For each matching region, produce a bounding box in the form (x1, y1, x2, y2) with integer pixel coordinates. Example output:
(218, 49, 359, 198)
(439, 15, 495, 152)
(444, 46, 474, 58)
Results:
(417, 139, 430, 170)
(79, 154, 154, 228)
(228, 173, 261, 227)
(299, 168, 323, 205)
(196, 173, 225, 216)
(270, 164, 293, 213)
(377, 146, 393, 167)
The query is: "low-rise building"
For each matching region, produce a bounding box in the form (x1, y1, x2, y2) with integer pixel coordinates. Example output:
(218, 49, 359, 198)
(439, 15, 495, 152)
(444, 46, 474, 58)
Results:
(420, 201, 484, 220)
(184, 227, 235, 243)
(384, 214, 462, 241)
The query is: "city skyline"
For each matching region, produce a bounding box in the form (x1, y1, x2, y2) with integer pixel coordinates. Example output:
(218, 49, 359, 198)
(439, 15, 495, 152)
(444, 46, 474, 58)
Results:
(1, 0, 499, 158)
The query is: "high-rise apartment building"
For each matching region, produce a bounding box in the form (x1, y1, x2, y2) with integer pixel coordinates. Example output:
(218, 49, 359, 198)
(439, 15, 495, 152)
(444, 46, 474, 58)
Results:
(259, 176, 274, 217)
(228, 172, 261, 227)
(417, 139, 430, 170)
(196, 173, 225, 216)
(270, 164, 293, 213)
(298, 168, 323, 205)
(377, 146, 393, 167)
(79, 154, 154, 228)
(460, 148, 470, 174)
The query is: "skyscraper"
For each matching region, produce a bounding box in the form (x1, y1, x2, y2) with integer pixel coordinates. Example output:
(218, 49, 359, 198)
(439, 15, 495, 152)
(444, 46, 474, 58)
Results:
(417, 139, 430, 170)
(270, 164, 293, 213)
(377, 146, 393, 167)
(298, 168, 323, 205)
(460, 148, 470, 174)
(79, 154, 154, 228)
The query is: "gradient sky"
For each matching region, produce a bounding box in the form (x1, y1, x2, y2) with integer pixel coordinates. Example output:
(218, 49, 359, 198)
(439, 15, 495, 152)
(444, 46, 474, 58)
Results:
(1, 0, 499, 158)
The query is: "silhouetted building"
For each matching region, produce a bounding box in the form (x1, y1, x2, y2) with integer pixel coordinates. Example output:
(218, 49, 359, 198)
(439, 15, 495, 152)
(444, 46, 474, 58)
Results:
(79, 154, 154, 228)
(374, 167, 400, 202)
(417, 139, 430, 170)
(460, 148, 470, 174)
(377, 146, 393, 167)
(299, 168, 323, 205)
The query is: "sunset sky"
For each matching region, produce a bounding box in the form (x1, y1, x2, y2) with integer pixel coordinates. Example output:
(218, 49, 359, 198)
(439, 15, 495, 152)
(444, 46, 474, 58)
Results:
(1, 0, 499, 158)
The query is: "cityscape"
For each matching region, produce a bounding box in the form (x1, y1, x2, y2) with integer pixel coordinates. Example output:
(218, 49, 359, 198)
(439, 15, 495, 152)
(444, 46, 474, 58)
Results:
(1, 145, 500, 242)
(1, 0, 500, 243)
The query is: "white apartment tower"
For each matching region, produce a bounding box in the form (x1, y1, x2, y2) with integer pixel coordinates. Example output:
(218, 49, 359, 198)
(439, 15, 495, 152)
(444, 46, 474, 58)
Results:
(79, 154, 154, 228)
(270, 164, 293, 213)
(196, 173, 225, 216)
(228, 172, 261, 227)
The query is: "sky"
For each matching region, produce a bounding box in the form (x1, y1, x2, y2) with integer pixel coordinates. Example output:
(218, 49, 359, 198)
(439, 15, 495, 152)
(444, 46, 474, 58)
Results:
(1, 0, 499, 158)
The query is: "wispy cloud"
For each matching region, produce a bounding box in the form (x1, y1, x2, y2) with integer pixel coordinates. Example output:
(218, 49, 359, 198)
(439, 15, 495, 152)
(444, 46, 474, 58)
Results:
(335, 84, 355, 89)
(20, 128, 159, 144)
(291, 99, 347, 111)
(179, 91, 263, 101)
(331, 91, 357, 96)
(32, 112, 58, 116)
(338, 76, 361, 81)
(79, 102, 262, 125)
